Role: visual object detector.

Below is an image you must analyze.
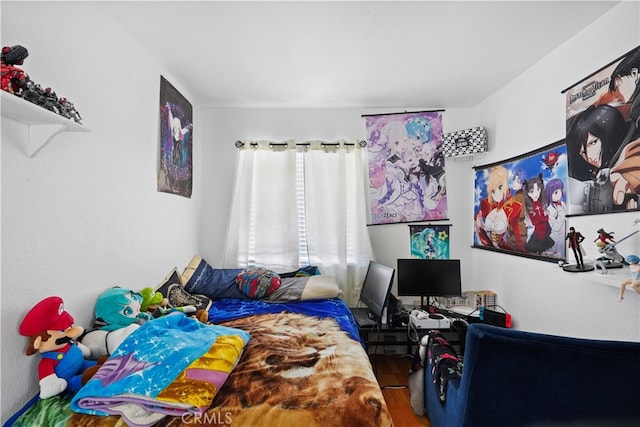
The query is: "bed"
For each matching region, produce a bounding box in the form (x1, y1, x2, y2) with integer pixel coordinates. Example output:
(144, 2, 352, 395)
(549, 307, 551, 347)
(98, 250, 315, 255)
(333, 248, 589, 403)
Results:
(8, 257, 393, 427)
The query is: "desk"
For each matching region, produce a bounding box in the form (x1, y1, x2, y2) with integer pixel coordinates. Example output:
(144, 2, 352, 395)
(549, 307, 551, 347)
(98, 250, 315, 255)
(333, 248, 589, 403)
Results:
(358, 323, 410, 354)
(358, 321, 464, 355)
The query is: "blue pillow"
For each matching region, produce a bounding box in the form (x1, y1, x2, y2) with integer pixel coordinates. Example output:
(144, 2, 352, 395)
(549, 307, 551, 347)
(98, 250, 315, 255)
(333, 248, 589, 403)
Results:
(181, 255, 247, 300)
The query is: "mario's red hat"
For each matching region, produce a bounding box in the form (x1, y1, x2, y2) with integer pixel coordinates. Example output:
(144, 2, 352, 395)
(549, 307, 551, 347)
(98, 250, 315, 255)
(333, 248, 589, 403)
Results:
(19, 296, 74, 336)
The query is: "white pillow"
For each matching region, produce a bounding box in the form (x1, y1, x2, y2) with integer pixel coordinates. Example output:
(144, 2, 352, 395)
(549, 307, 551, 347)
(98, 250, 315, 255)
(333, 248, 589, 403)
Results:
(300, 275, 342, 300)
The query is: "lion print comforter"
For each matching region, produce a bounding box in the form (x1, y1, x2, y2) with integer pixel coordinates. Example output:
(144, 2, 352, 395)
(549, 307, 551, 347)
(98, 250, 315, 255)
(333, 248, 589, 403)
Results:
(12, 298, 393, 427)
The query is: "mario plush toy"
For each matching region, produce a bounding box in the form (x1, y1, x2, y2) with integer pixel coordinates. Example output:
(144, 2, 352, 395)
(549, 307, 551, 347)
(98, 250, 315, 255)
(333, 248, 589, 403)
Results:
(19, 296, 98, 399)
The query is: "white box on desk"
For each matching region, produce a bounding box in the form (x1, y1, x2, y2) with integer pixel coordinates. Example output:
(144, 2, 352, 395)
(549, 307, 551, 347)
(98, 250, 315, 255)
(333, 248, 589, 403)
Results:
(409, 313, 452, 329)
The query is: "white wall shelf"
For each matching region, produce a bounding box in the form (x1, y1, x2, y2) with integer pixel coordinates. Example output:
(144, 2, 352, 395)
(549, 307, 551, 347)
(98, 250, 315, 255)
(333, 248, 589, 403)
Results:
(1, 91, 89, 157)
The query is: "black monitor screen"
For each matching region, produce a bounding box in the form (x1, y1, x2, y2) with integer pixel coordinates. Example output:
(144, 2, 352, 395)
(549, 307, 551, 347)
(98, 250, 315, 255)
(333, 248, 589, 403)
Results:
(359, 261, 395, 320)
(397, 259, 462, 297)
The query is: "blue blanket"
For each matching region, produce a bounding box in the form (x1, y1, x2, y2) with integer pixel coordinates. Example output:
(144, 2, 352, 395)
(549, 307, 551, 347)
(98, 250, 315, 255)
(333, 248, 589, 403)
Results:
(208, 297, 361, 343)
(70, 313, 250, 427)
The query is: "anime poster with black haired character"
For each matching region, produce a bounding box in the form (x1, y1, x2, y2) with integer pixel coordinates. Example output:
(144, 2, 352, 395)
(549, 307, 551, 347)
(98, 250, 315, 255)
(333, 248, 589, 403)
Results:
(409, 224, 450, 259)
(158, 76, 193, 198)
(473, 141, 568, 263)
(364, 110, 447, 224)
(563, 45, 640, 215)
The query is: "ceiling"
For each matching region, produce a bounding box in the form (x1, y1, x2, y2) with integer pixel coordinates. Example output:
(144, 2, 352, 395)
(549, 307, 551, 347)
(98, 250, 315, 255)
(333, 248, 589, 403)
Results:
(96, 1, 620, 109)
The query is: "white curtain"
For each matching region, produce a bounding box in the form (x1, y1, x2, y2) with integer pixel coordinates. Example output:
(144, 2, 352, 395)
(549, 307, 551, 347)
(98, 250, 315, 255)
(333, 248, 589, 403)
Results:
(223, 140, 374, 305)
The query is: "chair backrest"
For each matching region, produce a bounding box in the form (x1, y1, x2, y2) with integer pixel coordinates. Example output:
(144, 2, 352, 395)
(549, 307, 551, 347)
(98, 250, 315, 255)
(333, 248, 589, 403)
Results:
(459, 323, 640, 426)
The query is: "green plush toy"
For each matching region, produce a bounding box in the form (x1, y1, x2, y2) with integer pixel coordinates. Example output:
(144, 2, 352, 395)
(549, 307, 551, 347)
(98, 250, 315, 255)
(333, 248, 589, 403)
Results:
(139, 287, 208, 323)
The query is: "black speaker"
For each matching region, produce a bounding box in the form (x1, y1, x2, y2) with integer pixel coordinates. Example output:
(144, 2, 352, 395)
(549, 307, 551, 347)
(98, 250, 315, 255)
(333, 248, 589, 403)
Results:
(386, 294, 398, 326)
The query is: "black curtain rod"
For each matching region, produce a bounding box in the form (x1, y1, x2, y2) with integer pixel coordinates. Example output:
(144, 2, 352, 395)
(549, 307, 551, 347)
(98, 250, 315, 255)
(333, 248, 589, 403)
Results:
(367, 218, 451, 227)
(361, 109, 445, 118)
(472, 139, 565, 171)
(235, 140, 367, 148)
(560, 45, 640, 94)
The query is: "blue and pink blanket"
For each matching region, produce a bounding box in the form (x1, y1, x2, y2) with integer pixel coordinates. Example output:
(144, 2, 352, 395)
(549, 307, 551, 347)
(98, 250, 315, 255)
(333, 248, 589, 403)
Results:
(70, 313, 249, 427)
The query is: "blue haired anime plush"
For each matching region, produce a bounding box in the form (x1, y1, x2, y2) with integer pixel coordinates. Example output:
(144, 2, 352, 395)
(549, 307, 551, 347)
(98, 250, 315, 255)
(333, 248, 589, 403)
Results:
(94, 287, 153, 331)
(78, 287, 153, 359)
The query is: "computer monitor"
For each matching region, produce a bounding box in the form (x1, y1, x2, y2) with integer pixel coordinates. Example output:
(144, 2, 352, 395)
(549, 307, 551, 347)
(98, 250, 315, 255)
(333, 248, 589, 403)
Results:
(359, 261, 395, 320)
(397, 259, 462, 308)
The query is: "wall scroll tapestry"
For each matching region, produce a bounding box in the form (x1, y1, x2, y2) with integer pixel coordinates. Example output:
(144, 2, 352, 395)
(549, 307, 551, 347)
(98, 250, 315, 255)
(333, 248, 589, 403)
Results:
(409, 224, 450, 259)
(473, 140, 568, 263)
(158, 76, 193, 198)
(364, 110, 447, 224)
(563, 45, 640, 215)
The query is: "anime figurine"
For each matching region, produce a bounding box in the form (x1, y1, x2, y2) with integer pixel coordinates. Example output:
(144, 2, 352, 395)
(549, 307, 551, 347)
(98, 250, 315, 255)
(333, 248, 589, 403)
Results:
(618, 254, 640, 301)
(596, 229, 640, 268)
(594, 228, 616, 246)
(58, 97, 82, 123)
(564, 227, 593, 272)
(19, 296, 98, 398)
(594, 228, 625, 266)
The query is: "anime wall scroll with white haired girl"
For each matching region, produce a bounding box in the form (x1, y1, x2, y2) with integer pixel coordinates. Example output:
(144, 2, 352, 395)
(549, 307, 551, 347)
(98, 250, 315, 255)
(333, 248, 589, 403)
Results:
(365, 111, 447, 224)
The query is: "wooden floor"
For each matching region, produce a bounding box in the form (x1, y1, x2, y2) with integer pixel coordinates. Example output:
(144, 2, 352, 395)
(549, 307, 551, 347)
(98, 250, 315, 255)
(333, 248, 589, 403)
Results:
(370, 354, 430, 427)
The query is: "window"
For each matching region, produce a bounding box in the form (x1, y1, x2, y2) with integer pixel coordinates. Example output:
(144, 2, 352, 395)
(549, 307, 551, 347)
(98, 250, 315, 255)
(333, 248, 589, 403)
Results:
(223, 140, 373, 304)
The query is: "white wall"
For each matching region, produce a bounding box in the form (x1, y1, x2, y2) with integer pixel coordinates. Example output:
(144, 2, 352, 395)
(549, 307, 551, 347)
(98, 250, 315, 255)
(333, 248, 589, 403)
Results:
(1, 3, 201, 420)
(200, 2, 640, 343)
(470, 1, 640, 341)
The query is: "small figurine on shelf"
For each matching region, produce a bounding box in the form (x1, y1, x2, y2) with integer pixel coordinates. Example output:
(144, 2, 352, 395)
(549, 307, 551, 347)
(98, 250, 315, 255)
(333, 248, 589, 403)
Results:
(594, 228, 616, 246)
(595, 227, 630, 266)
(1, 43, 83, 124)
(58, 97, 82, 123)
(22, 81, 46, 108)
(618, 255, 640, 301)
(1, 44, 30, 96)
(566, 226, 585, 268)
(564, 227, 593, 272)
(42, 87, 60, 115)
